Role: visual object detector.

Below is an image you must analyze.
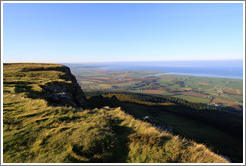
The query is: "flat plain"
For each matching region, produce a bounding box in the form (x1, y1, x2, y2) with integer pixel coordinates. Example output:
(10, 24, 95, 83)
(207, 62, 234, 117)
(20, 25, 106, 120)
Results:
(70, 65, 243, 111)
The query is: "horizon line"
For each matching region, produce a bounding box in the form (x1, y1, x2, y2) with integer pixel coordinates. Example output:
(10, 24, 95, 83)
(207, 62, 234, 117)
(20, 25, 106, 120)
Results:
(3, 59, 244, 64)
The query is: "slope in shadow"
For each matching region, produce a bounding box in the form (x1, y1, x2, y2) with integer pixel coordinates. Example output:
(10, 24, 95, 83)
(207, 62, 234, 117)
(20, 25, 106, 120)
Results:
(85, 93, 243, 163)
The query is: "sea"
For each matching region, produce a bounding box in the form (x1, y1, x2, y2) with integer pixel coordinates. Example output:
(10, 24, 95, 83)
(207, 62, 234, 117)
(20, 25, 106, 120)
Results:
(98, 60, 243, 79)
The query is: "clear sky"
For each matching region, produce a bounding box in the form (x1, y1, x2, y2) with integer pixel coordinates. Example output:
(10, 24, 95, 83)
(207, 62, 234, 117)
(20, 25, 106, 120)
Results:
(3, 3, 244, 63)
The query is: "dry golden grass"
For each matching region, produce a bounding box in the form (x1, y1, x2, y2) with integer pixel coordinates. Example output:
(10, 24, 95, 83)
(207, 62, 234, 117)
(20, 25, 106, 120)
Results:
(3, 63, 229, 163)
(3, 94, 228, 163)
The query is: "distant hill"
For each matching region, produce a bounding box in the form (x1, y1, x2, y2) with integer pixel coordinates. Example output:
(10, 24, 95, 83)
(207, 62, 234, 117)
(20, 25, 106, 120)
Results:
(3, 63, 230, 163)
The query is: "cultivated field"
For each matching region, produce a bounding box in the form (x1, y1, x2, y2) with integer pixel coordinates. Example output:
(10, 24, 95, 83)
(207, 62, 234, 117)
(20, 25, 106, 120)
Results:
(68, 64, 243, 111)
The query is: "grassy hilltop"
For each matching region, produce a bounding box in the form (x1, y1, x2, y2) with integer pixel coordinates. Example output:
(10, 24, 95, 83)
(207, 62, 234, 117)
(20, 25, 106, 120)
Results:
(2, 63, 232, 163)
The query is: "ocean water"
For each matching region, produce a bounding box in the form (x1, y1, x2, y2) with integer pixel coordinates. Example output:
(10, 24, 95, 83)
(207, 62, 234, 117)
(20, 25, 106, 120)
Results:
(100, 60, 243, 79)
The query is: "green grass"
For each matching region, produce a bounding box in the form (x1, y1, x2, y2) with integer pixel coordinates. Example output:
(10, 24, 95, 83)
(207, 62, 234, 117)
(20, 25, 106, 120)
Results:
(3, 63, 231, 163)
(173, 95, 211, 103)
(86, 91, 242, 162)
(3, 94, 228, 163)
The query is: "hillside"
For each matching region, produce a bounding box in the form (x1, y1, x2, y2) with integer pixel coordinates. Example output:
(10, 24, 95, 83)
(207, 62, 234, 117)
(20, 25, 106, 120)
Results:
(3, 63, 230, 163)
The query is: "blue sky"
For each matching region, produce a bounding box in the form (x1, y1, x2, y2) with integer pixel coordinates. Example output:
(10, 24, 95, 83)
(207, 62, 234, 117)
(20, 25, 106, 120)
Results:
(3, 3, 244, 63)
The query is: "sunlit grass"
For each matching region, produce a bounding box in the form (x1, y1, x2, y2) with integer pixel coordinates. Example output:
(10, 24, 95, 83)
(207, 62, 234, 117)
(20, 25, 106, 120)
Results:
(3, 63, 229, 163)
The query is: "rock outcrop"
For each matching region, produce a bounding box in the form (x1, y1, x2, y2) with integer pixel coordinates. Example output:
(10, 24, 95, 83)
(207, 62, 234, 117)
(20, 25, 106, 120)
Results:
(142, 116, 173, 134)
(40, 66, 87, 108)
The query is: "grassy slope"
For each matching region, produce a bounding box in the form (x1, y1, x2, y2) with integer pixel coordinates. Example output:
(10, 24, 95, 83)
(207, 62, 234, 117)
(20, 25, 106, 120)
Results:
(85, 91, 242, 162)
(3, 63, 228, 163)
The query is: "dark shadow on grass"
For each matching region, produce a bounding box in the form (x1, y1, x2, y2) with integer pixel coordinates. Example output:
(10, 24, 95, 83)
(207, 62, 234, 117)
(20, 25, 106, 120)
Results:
(4, 81, 35, 85)
(85, 92, 243, 163)
(67, 119, 134, 163)
(21, 67, 67, 72)
(4, 80, 84, 107)
(4, 81, 44, 99)
(67, 117, 171, 163)
(3, 102, 21, 107)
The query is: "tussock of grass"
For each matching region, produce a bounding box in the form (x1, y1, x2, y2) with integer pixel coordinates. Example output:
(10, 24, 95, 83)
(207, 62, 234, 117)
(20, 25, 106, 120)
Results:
(3, 96, 228, 163)
(3, 63, 229, 163)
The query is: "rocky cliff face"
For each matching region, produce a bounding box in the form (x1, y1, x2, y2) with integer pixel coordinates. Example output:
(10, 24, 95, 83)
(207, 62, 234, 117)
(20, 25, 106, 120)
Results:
(59, 66, 87, 108)
(40, 66, 87, 108)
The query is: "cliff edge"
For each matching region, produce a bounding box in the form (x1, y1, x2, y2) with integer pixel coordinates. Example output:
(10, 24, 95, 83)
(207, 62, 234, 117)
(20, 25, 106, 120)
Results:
(3, 63, 86, 108)
(3, 63, 229, 163)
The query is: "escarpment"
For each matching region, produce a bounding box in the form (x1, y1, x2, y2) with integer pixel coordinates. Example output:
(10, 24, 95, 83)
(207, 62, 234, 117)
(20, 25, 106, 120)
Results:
(39, 66, 87, 108)
(3, 63, 232, 163)
(3, 63, 87, 108)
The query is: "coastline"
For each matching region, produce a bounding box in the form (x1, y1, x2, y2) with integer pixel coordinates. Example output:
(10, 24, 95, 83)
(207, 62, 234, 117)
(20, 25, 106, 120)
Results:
(101, 66, 243, 79)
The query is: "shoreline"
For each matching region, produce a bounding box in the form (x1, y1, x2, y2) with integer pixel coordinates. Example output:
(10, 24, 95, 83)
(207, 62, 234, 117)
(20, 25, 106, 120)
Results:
(151, 72, 243, 79)
(102, 67, 243, 79)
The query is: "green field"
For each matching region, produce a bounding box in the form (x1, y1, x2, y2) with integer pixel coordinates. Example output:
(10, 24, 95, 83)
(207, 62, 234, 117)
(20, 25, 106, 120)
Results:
(67, 64, 243, 111)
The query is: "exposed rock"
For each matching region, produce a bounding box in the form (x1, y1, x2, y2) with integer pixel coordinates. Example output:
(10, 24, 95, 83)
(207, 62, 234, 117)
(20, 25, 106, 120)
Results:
(219, 155, 231, 163)
(40, 66, 87, 108)
(63, 66, 87, 108)
(143, 116, 158, 123)
(103, 106, 110, 110)
(142, 116, 173, 134)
